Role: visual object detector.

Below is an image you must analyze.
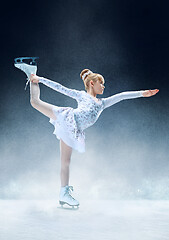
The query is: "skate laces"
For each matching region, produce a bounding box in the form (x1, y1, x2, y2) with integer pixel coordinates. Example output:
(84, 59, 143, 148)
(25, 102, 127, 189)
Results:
(25, 78, 30, 90)
(65, 186, 75, 200)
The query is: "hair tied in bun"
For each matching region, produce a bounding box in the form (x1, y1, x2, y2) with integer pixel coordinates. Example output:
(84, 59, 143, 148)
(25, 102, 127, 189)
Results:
(82, 70, 93, 81)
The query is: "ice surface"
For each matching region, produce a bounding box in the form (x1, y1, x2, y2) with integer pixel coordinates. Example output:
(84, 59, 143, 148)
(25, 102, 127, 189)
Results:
(0, 200, 169, 240)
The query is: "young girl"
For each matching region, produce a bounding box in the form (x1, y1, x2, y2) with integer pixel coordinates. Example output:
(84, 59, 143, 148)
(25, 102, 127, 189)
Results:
(14, 61, 159, 207)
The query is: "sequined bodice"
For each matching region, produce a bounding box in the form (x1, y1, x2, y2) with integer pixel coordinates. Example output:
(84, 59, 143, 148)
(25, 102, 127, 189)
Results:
(73, 91, 104, 130)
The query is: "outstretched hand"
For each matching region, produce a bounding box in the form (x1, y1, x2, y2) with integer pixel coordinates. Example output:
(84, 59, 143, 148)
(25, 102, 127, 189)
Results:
(142, 89, 159, 97)
(30, 74, 39, 83)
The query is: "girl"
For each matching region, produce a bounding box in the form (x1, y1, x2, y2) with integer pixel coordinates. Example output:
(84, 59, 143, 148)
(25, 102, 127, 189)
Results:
(14, 62, 159, 207)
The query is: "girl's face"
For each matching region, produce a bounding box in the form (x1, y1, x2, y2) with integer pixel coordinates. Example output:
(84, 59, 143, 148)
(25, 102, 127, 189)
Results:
(92, 79, 105, 95)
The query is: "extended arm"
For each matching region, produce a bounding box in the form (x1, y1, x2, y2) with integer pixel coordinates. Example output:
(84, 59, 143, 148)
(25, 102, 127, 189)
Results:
(102, 91, 144, 109)
(37, 76, 81, 100)
(103, 90, 144, 110)
(102, 89, 159, 110)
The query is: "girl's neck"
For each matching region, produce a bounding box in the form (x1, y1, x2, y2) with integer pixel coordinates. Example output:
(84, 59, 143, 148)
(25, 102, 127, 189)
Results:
(87, 89, 97, 98)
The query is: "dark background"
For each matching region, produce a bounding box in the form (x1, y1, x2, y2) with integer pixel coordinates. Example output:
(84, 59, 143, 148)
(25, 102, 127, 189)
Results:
(0, 0, 169, 199)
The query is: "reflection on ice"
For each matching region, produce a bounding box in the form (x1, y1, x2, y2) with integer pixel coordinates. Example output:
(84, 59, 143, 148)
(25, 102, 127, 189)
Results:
(0, 200, 169, 240)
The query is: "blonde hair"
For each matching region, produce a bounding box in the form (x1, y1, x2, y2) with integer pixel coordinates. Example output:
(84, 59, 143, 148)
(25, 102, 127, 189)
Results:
(80, 69, 105, 91)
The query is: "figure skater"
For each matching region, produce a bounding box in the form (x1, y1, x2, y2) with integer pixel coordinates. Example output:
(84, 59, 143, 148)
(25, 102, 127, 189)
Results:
(14, 60, 159, 207)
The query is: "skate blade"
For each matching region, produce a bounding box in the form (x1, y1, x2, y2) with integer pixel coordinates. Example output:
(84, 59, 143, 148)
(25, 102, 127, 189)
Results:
(14, 57, 39, 65)
(59, 201, 79, 209)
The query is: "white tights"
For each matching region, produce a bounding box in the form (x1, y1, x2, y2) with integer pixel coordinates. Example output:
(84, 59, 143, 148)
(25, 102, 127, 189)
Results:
(30, 82, 72, 187)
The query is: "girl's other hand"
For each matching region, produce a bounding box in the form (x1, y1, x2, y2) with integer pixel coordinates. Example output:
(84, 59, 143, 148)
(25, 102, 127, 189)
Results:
(30, 74, 39, 83)
(142, 89, 159, 97)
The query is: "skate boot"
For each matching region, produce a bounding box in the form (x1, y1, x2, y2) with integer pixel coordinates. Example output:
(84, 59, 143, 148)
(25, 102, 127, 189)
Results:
(14, 57, 38, 90)
(59, 185, 79, 208)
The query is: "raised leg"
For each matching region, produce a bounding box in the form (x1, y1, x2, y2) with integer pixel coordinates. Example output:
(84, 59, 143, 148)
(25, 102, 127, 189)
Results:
(60, 139, 72, 187)
(30, 82, 56, 120)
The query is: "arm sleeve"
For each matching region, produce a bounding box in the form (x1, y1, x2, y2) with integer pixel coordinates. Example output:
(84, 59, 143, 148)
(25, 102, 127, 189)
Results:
(39, 77, 81, 100)
(102, 90, 144, 110)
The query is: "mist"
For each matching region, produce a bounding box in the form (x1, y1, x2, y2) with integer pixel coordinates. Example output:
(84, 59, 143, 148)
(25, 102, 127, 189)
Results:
(1, 86, 168, 200)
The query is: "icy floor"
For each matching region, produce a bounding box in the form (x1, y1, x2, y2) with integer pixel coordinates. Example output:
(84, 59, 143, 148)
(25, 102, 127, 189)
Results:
(0, 200, 169, 240)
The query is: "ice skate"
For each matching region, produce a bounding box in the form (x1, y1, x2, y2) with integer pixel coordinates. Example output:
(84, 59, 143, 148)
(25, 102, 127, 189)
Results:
(59, 185, 79, 209)
(14, 57, 38, 90)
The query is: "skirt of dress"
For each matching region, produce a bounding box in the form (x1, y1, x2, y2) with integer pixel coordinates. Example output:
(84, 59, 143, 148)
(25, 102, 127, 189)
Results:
(49, 106, 85, 153)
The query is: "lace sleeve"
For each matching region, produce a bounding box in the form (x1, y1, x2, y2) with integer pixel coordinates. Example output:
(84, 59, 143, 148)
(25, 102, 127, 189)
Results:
(102, 90, 144, 110)
(39, 77, 81, 100)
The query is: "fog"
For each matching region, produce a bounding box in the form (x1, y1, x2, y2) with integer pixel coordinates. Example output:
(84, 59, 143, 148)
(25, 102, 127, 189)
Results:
(0, 89, 168, 200)
(1, 199, 169, 240)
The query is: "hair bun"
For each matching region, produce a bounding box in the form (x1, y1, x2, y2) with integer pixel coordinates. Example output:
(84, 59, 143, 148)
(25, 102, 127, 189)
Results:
(80, 69, 93, 81)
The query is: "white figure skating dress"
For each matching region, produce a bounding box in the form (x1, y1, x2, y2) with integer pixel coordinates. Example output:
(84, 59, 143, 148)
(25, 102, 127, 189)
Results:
(39, 77, 144, 153)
